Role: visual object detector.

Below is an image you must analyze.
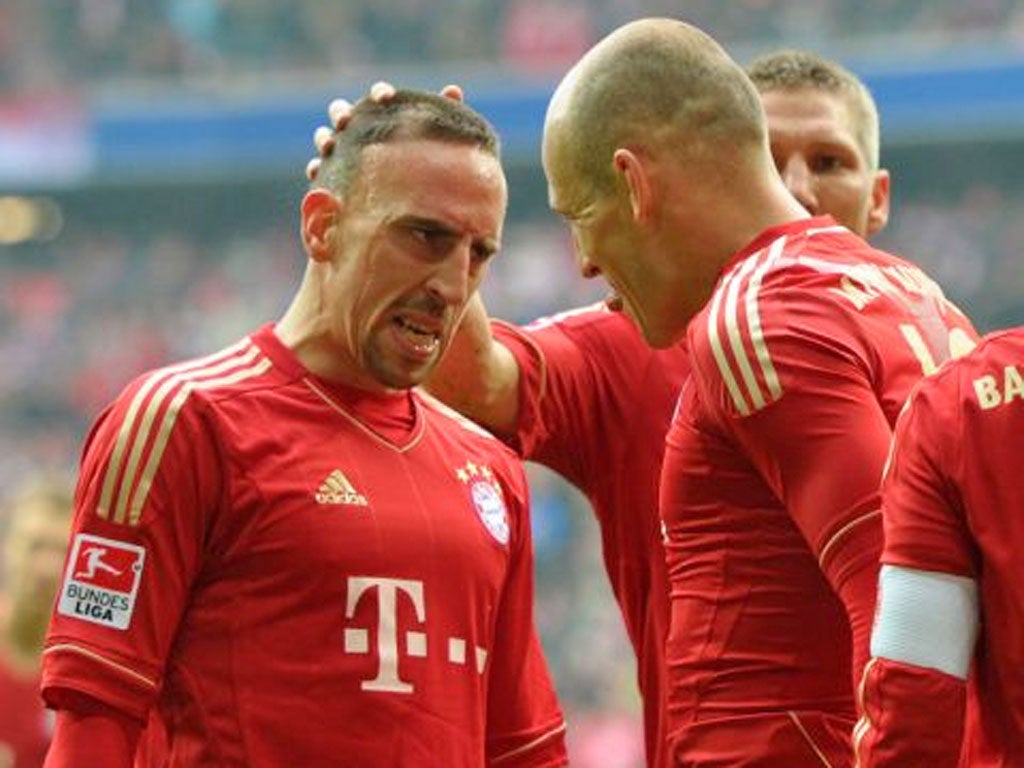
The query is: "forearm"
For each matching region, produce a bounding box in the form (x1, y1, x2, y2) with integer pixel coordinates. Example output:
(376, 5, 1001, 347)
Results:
(854, 565, 977, 767)
(855, 657, 965, 768)
(821, 510, 883, 685)
(426, 293, 521, 436)
(45, 694, 143, 768)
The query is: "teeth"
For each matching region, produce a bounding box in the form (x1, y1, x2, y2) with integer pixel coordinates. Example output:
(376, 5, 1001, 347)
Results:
(396, 317, 439, 350)
(397, 317, 435, 337)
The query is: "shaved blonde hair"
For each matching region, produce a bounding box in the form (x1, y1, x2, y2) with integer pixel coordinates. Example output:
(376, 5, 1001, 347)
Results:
(549, 18, 767, 194)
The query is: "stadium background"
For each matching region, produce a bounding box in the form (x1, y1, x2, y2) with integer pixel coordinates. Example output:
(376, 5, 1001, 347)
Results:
(2, 2, 1024, 764)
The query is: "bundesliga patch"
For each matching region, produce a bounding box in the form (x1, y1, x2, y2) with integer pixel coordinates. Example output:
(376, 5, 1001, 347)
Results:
(57, 533, 145, 630)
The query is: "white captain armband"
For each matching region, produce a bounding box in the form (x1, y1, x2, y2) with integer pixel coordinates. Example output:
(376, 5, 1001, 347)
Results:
(870, 564, 979, 679)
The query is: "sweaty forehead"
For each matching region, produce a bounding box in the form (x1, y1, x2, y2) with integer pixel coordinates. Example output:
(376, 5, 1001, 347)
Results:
(761, 88, 857, 138)
(542, 123, 586, 216)
(360, 140, 503, 189)
(357, 140, 507, 232)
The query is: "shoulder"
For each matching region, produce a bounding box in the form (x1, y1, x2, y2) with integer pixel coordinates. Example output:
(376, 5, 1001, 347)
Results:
(715, 225, 902, 323)
(515, 302, 648, 354)
(505, 301, 686, 377)
(521, 301, 617, 333)
(117, 335, 280, 412)
(923, 327, 1024, 414)
(710, 222, 947, 316)
(690, 224, 853, 351)
(78, 337, 278, 526)
(684, 231, 825, 416)
(688, 225, 932, 415)
(89, 335, 282, 463)
(959, 326, 1024, 370)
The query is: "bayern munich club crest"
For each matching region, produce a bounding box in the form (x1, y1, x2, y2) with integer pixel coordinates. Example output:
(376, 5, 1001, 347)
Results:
(456, 461, 510, 545)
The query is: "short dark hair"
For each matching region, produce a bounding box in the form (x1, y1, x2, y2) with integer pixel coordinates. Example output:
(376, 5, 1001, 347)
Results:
(747, 49, 881, 169)
(314, 89, 501, 194)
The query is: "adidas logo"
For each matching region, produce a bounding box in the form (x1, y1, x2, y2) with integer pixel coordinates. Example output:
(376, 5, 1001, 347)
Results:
(315, 469, 368, 507)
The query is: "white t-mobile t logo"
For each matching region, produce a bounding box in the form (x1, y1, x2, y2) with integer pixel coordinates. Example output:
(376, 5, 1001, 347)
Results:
(345, 576, 426, 694)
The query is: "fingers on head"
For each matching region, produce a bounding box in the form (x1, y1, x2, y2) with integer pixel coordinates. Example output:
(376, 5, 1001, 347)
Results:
(440, 84, 465, 102)
(369, 81, 397, 102)
(327, 98, 353, 130)
(313, 126, 336, 156)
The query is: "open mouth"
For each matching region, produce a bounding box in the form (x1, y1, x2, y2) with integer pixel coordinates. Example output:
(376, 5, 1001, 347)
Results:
(394, 315, 441, 354)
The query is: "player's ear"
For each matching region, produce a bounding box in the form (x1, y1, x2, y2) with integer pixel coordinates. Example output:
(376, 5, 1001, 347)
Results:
(866, 168, 891, 236)
(301, 189, 343, 262)
(613, 148, 652, 223)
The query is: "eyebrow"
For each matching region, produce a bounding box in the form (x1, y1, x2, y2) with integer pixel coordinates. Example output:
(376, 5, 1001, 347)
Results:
(396, 215, 458, 236)
(396, 215, 500, 255)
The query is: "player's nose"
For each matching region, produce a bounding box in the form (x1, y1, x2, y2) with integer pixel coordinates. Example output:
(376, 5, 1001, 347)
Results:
(574, 246, 601, 280)
(425, 244, 472, 306)
(781, 157, 818, 215)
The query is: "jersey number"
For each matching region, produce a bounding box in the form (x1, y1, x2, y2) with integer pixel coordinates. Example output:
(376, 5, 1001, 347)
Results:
(899, 323, 976, 375)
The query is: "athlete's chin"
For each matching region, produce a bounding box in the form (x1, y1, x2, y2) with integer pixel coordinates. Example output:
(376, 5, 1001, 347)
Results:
(367, 331, 446, 390)
(369, 355, 440, 391)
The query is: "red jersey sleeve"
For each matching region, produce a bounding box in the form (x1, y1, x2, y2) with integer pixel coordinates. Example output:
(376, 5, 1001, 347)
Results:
(855, 656, 965, 768)
(490, 316, 570, 463)
(880, 373, 976, 577)
(855, 367, 974, 768)
(690, 270, 888, 684)
(492, 305, 687, 485)
(491, 306, 620, 483)
(42, 369, 224, 721)
(484, 458, 567, 766)
(44, 693, 143, 768)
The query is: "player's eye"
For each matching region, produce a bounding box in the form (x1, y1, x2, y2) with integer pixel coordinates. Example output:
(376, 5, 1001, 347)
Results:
(406, 224, 454, 254)
(811, 155, 843, 173)
(471, 242, 496, 265)
(409, 226, 439, 243)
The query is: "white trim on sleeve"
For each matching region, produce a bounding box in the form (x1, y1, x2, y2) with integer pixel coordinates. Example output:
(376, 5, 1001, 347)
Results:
(870, 564, 979, 679)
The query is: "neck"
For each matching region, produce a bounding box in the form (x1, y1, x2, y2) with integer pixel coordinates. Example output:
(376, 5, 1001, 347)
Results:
(275, 273, 390, 394)
(682, 163, 807, 261)
(654, 161, 808, 327)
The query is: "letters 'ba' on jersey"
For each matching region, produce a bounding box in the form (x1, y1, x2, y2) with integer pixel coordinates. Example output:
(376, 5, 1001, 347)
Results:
(660, 216, 978, 767)
(492, 308, 690, 768)
(856, 328, 1024, 768)
(41, 325, 567, 768)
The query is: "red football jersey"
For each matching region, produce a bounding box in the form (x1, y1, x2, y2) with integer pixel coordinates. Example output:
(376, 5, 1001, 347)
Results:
(42, 325, 567, 768)
(857, 328, 1024, 767)
(0, 656, 50, 768)
(493, 306, 690, 768)
(661, 217, 978, 765)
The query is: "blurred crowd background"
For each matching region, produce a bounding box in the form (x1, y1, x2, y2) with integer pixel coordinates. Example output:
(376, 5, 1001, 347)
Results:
(4, 0, 1024, 87)
(3, 2, 1024, 766)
